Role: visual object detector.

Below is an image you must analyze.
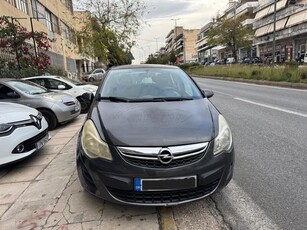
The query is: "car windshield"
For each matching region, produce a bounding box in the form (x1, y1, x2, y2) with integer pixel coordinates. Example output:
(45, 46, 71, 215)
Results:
(7, 80, 48, 95)
(99, 67, 203, 102)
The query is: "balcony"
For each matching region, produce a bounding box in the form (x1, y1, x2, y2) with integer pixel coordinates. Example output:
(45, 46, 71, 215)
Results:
(236, 1, 259, 17)
(242, 18, 255, 26)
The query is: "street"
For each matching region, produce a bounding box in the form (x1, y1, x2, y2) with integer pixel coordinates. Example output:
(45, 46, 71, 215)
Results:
(0, 78, 306, 230)
(194, 77, 307, 230)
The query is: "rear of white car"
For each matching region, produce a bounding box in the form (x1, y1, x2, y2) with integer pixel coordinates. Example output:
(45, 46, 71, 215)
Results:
(0, 102, 50, 166)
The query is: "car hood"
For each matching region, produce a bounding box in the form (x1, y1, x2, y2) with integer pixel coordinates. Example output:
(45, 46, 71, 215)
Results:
(95, 99, 215, 147)
(0, 102, 38, 123)
(41, 92, 76, 103)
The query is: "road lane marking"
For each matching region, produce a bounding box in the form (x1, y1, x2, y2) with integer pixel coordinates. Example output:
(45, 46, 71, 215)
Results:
(213, 180, 281, 230)
(235, 98, 307, 118)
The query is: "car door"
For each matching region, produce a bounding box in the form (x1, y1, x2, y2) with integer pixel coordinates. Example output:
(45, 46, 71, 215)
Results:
(0, 83, 24, 105)
(95, 69, 104, 80)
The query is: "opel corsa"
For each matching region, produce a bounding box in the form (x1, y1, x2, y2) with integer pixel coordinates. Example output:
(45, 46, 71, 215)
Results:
(77, 64, 234, 206)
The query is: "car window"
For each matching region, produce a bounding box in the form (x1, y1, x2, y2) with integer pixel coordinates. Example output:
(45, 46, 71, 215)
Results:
(45, 79, 72, 90)
(0, 84, 19, 99)
(28, 78, 45, 88)
(100, 68, 202, 100)
(6, 80, 48, 95)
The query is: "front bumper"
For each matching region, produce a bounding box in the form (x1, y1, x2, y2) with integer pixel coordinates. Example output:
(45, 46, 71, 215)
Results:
(77, 138, 234, 206)
(54, 100, 81, 123)
(0, 119, 50, 166)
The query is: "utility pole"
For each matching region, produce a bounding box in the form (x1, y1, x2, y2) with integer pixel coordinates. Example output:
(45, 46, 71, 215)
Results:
(272, 0, 277, 64)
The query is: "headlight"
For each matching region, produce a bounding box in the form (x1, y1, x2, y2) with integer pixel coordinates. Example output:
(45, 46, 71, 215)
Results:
(0, 123, 13, 134)
(213, 115, 233, 155)
(81, 119, 113, 160)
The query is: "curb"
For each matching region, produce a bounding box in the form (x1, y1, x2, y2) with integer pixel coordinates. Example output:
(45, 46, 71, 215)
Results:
(158, 207, 177, 230)
(191, 74, 307, 90)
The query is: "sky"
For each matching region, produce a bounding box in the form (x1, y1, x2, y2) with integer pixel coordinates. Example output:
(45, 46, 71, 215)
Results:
(132, 0, 230, 63)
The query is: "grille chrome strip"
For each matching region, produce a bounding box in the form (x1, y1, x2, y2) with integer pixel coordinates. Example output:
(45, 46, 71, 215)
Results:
(118, 142, 208, 161)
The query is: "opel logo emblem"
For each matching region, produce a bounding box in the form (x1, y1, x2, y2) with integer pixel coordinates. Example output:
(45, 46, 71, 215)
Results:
(30, 115, 42, 129)
(158, 148, 173, 164)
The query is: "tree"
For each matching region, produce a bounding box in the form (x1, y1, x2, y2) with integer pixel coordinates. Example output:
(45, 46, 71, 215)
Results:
(145, 54, 170, 64)
(75, 0, 145, 65)
(0, 16, 52, 74)
(206, 16, 253, 62)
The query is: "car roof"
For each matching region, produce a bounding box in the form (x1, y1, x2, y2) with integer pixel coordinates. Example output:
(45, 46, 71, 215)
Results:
(25, 75, 62, 79)
(110, 64, 179, 70)
(0, 78, 23, 83)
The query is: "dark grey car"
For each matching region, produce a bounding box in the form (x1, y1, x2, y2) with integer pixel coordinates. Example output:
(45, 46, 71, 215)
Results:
(77, 65, 234, 206)
(0, 79, 81, 130)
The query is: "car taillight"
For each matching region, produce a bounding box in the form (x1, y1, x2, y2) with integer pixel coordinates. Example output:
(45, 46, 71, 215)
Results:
(64, 101, 75, 106)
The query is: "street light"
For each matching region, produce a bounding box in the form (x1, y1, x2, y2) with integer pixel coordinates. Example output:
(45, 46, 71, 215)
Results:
(272, 0, 277, 64)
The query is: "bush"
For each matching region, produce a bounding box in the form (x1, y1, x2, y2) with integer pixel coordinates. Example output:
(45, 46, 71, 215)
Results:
(178, 63, 200, 71)
(0, 65, 66, 78)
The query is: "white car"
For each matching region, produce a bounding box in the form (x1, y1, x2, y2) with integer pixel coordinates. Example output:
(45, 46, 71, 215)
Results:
(84, 68, 106, 82)
(24, 76, 98, 113)
(0, 102, 50, 166)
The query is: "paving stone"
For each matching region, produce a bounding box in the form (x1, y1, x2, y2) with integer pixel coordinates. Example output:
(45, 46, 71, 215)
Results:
(16, 153, 57, 167)
(0, 204, 10, 218)
(47, 137, 73, 146)
(16, 176, 70, 202)
(52, 131, 79, 139)
(0, 199, 56, 229)
(0, 166, 45, 183)
(41, 144, 65, 155)
(0, 182, 30, 204)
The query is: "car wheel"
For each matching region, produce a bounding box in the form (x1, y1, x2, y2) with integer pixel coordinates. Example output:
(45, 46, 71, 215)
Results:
(40, 109, 57, 130)
(89, 77, 94, 82)
(79, 99, 89, 114)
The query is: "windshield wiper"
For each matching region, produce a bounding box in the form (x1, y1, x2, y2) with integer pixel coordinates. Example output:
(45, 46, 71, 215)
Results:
(151, 97, 194, 101)
(99, 96, 131, 102)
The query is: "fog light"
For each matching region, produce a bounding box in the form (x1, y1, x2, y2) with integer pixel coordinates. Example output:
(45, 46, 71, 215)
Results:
(16, 144, 24, 153)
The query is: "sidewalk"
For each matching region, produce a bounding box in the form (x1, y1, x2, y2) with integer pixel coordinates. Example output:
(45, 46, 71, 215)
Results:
(0, 114, 230, 230)
(0, 115, 159, 230)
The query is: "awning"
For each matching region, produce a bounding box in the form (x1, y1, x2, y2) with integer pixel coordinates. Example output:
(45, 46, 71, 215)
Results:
(286, 10, 307, 28)
(267, 18, 288, 33)
(213, 45, 226, 51)
(255, 0, 287, 20)
(254, 24, 271, 37)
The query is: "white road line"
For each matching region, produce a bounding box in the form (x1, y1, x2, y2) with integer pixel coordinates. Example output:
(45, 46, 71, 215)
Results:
(214, 181, 281, 230)
(235, 97, 307, 118)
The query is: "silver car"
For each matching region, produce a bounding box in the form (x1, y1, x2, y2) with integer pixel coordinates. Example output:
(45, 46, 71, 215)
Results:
(84, 68, 105, 82)
(0, 79, 80, 130)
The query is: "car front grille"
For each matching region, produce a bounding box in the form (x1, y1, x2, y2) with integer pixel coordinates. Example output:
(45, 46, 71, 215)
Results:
(107, 179, 219, 204)
(12, 129, 48, 153)
(117, 142, 208, 168)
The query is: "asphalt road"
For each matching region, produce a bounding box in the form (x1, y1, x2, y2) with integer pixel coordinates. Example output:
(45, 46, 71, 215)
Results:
(194, 77, 307, 230)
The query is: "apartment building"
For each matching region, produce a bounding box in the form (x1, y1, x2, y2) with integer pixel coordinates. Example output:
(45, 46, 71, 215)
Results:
(195, 22, 218, 64)
(165, 27, 199, 63)
(216, 0, 259, 61)
(0, 0, 93, 77)
(253, 0, 307, 62)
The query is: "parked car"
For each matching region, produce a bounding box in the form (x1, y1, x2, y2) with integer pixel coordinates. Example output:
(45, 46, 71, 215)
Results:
(84, 68, 106, 82)
(24, 76, 97, 113)
(77, 64, 234, 206)
(304, 53, 307, 64)
(0, 79, 80, 130)
(0, 102, 50, 166)
(226, 57, 235, 64)
(242, 56, 263, 64)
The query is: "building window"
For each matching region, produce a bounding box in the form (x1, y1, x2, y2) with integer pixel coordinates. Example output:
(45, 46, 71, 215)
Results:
(5, 0, 29, 14)
(31, 0, 46, 24)
(45, 10, 60, 34)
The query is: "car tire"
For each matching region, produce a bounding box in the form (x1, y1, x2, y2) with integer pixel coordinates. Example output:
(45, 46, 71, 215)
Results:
(89, 77, 94, 82)
(78, 99, 89, 114)
(40, 109, 57, 130)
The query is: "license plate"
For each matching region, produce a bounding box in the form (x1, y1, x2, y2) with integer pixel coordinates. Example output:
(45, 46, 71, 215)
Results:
(35, 133, 51, 150)
(134, 176, 197, 191)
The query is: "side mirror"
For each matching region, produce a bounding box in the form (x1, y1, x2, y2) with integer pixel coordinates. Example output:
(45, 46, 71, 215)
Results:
(202, 89, 214, 98)
(58, 85, 66, 90)
(7, 92, 20, 99)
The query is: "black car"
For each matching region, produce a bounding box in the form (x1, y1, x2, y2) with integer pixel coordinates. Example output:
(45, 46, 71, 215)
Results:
(242, 56, 263, 64)
(76, 64, 234, 206)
